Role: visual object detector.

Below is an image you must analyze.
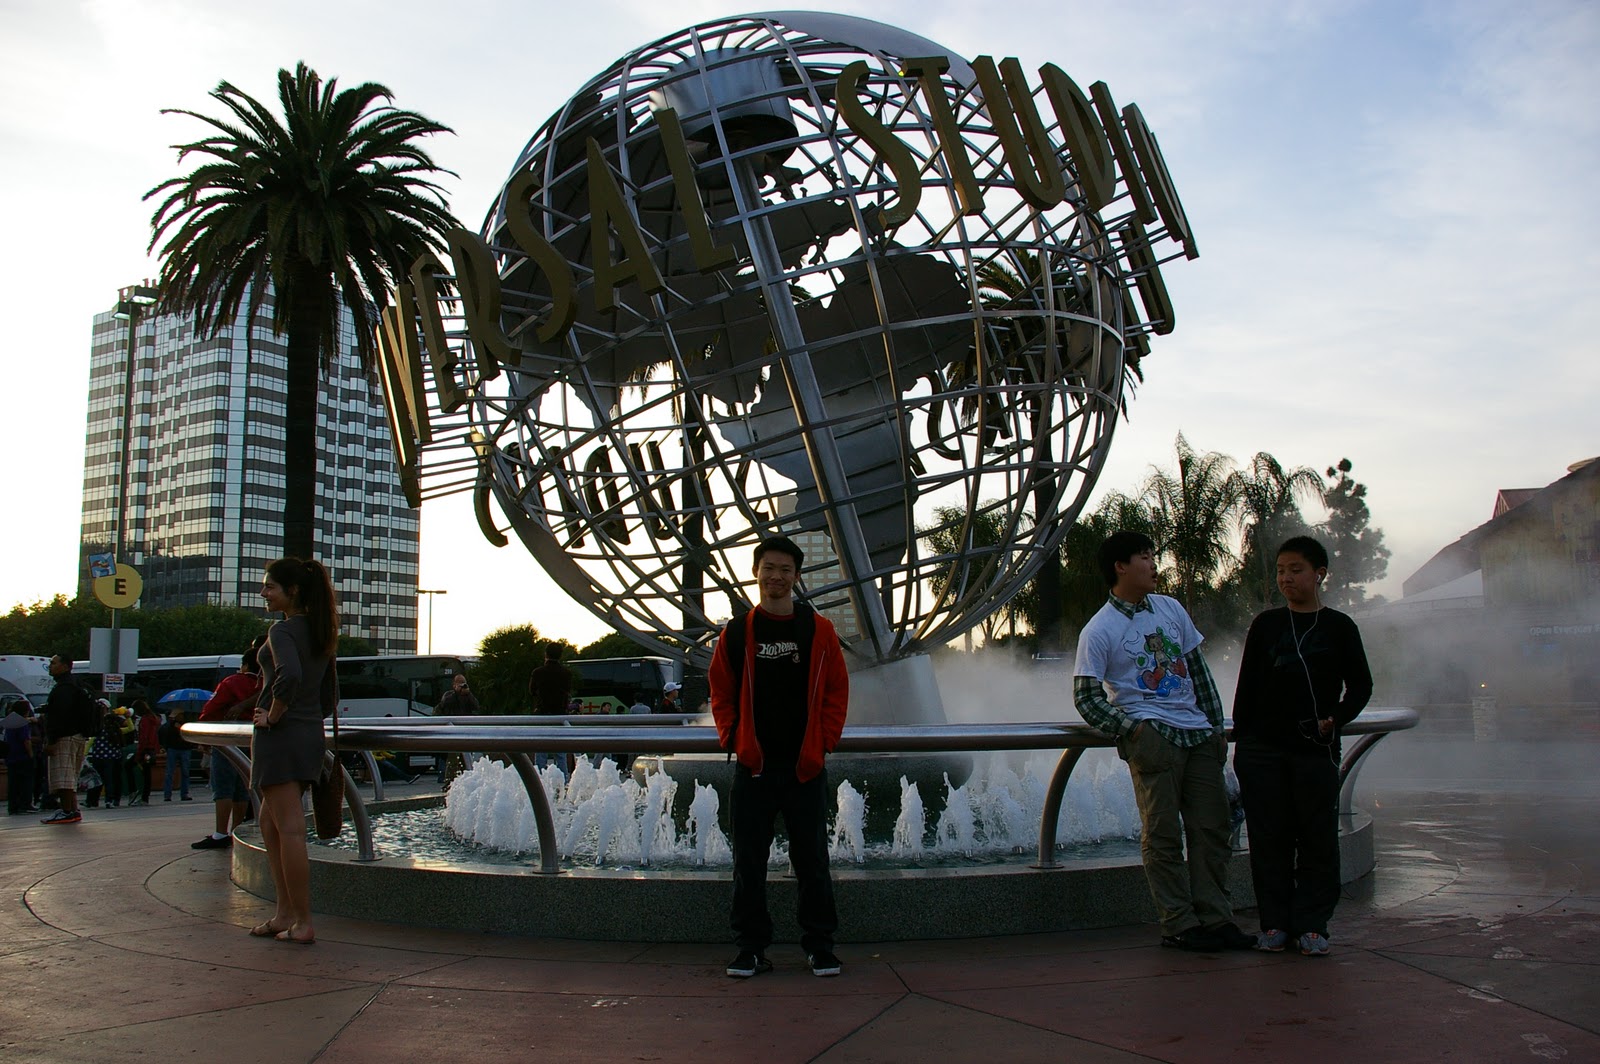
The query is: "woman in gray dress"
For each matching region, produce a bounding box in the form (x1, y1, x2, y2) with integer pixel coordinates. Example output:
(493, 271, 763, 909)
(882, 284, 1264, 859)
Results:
(249, 557, 339, 945)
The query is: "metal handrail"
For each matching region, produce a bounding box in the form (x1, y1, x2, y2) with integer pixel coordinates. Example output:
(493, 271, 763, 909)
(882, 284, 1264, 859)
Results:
(183, 707, 1418, 875)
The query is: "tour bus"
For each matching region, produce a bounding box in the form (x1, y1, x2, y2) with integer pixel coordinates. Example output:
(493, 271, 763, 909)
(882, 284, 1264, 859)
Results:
(0, 654, 53, 709)
(567, 656, 706, 714)
(70, 653, 470, 718)
(333, 654, 468, 718)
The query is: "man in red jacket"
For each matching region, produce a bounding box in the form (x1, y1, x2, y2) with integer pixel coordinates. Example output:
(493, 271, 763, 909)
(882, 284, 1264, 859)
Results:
(710, 535, 849, 979)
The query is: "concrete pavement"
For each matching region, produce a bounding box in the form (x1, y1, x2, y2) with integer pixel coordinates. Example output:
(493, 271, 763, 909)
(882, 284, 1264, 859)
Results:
(2, 704, 1596, 1062)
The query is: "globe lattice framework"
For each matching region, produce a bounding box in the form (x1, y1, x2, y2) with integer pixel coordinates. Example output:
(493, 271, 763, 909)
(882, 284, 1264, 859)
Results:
(402, 11, 1193, 671)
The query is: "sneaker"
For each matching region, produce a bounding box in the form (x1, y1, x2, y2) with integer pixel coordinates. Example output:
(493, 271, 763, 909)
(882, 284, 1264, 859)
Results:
(807, 949, 842, 977)
(725, 950, 772, 978)
(1257, 929, 1290, 952)
(181, 795, 193, 801)
(1160, 926, 1221, 952)
(1205, 922, 1259, 951)
(41, 810, 83, 825)
(1298, 932, 1330, 956)
(191, 835, 232, 850)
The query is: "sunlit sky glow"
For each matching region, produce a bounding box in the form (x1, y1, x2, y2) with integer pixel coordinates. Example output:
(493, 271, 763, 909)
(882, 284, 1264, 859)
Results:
(2, 0, 1594, 655)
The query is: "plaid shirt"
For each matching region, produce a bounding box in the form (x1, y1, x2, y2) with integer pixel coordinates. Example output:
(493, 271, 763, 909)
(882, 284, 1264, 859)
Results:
(1073, 594, 1224, 749)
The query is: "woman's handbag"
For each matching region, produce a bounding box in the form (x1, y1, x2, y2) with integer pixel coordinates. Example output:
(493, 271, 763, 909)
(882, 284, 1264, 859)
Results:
(310, 712, 343, 839)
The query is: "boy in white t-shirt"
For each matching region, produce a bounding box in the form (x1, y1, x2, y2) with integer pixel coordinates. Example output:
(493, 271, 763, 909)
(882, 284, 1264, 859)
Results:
(1073, 531, 1254, 952)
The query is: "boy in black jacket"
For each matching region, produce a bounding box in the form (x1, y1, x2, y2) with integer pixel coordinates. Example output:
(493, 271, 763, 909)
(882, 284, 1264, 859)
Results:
(1232, 536, 1372, 957)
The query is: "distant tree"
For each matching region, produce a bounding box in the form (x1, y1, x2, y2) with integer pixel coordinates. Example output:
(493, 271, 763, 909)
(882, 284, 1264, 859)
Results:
(1057, 491, 1157, 633)
(1318, 458, 1391, 608)
(923, 502, 1027, 645)
(576, 631, 653, 659)
(145, 62, 458, 558)
(0, 596, 109, 659)
(472, 625, 544, 714)
(1142, 434, 1244, 612)
(137, 604, 268, 656)
(336, 634, 378, 657)
(1234, 451, 1323, 608)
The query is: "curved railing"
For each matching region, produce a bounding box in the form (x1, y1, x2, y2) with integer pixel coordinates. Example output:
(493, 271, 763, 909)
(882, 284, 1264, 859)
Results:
(185, 707, 1419, 873)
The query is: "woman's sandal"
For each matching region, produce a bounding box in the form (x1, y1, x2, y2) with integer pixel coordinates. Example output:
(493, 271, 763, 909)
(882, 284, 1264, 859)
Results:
(249, 920, 289, 937)
(275, 929, 316, 945)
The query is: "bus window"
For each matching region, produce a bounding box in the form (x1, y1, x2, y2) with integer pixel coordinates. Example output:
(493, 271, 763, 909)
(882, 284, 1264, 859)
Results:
(568, 657, 675, 714)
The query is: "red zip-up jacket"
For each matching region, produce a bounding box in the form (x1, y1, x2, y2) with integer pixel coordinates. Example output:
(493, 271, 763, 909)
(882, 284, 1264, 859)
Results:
(708, 604, 849, 782)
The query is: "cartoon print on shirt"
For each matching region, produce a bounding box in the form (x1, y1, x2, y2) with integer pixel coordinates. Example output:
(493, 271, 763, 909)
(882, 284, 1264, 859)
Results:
(1131, 626, 1188, 696)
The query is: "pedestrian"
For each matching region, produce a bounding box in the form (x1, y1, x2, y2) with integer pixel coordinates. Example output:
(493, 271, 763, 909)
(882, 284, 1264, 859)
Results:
(131, 699, 159, 806)
(40, 653, 99, 824)
(1232, 535, 1373, 957)
(433, 673, 480, 783)
(4, 700, 36, 814)
(656, 682, 682, 714)
(193, 636, 265, 849)
(160, 705, 195, 801)
(249, 556, 340, 945)
(709, 535, 849, 979)
(87, 709, 125, 809)
(1072, 531, 1256, 951)
(529, 644, 571, 773)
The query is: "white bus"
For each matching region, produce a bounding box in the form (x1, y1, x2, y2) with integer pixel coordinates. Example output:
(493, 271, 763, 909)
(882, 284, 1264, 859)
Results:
(70, 653, 470, 718)
(0, 654, 53, 708)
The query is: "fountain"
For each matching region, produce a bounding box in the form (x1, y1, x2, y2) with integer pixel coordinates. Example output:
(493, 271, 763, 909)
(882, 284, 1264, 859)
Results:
(215, 12, 1412, 942)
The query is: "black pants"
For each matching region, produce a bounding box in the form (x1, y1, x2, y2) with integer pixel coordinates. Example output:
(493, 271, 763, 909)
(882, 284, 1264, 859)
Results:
(1234, 738, 1342, 937)
(6, 759, 33, 813)
(730, 764, 837, 954)
(91, 756, 124, 806)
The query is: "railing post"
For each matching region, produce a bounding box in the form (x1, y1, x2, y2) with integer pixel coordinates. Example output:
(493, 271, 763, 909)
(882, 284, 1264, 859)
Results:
(1338, 732, 1389, 817)
(1033, 748, 1085, 869)
(509, 753, 563, 875)
(359, 750, 385, 802)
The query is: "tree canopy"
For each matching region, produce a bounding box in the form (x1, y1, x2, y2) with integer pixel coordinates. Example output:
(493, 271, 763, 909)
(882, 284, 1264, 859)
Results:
(145, 62, 459, 558)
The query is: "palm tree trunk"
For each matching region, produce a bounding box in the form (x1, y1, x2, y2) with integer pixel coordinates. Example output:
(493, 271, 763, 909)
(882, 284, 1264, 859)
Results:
(282, 271, 327, 560)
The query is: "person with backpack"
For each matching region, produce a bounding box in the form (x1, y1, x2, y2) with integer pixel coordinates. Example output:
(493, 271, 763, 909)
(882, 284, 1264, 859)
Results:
(709, 535, 849, 979)
(87, 710, 126, 808)
(41, 654, 99, 824)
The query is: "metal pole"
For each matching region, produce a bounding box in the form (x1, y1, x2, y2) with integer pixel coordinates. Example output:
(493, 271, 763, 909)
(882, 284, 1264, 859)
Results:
(110, 285, 156, 676)
(417, 589, 447, 654)
(728, 162, 894, 656)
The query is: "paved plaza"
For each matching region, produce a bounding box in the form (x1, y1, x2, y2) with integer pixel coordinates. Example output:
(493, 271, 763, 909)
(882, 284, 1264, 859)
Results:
(2, 704, 1596, 1062)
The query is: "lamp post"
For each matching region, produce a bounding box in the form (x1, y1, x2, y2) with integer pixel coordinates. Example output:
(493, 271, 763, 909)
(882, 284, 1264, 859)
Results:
(417, 589, 448, 654)
(108, 284, 157, 675)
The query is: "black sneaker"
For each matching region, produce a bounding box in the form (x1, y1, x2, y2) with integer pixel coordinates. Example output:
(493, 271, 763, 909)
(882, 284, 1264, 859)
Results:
(725, 950, 772, 978)
(1205, 922, 1259, 951)
(807, 949, 842, 977)
(1160, 926, 1221, 952)
(191, 835, 232, 850)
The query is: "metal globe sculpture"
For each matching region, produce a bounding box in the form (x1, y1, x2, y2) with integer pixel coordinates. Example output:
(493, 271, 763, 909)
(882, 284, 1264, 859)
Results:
(376, 12, 1197, 690)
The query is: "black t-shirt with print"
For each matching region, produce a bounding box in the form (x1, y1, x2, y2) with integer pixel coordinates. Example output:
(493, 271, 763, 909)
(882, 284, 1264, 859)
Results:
(750, 606, 810, 771)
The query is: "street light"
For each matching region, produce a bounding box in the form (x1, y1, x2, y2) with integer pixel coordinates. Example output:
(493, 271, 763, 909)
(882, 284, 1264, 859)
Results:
(418, 589, 448, 654)
(108, 283, 157, 675)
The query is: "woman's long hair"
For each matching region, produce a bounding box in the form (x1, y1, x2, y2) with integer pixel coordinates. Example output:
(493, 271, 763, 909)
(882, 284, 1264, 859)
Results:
(265, 557, 340, 658)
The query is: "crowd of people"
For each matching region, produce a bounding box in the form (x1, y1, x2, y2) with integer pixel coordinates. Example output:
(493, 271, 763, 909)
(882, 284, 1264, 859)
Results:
(4, 531, 1372, 974)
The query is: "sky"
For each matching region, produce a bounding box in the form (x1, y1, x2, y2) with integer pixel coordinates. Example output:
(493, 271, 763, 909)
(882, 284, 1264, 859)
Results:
(1, 0, 1595, 657)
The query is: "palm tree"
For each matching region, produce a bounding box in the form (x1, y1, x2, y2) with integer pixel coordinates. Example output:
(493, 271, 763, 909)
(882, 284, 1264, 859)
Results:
(145, 62, 459, 558)
(1234, 451, 1323, 606)
(1141, 433, 1243, 611)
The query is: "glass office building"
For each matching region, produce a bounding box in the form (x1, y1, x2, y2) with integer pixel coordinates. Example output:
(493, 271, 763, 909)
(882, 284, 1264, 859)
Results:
(78, 285, 419, 653)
